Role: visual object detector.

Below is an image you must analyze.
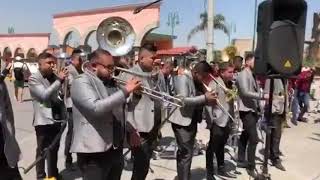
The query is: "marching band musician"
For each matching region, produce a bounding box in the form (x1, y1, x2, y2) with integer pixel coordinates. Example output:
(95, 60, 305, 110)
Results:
(204, 62, 237, 180)
(170, 61, 217, 180)
(70, 49, 141, 180)
(158, 59, 175, 96)
(263, 78, 286, 171)
(0, 62, 22, 180)
(121, 43, 163, 180)
(235, 53, 268, 178)
(64, 49, 84, 170)
(28, 52, 69, 180)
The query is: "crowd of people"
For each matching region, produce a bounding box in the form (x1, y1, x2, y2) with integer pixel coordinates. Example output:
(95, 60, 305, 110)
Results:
(0, 44, 317, 180)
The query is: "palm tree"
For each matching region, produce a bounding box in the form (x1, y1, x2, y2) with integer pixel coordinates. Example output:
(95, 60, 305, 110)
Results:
(187, 12, 229, 42)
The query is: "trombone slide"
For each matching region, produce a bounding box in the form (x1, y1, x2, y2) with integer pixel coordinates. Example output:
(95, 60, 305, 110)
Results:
(112, 76, 183, 108)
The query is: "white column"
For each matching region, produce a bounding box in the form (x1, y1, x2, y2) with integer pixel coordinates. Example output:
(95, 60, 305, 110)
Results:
(206, 0, 214, 62)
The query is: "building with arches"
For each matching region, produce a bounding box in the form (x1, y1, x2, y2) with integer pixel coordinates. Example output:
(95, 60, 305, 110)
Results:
(0, 2, 173, 61)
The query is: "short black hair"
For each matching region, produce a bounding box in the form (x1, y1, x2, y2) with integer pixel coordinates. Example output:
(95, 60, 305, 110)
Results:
(88, 49, 111, 63)
(245, 53, 254, 61)
(192, 61, 212, 73)
(219, 62, 234, 72)
(72, 48, 83, 56)
(140, 43, 157, 53)
(37, 52, 56, 62)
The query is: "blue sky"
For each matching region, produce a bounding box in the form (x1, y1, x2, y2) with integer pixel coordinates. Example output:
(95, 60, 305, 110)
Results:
(0, 0, 318, 50)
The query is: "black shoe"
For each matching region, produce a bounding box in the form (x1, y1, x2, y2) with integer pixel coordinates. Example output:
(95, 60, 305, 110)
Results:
(65, 161, 76, 171)
(273, 161, 286, 171)
(291, 119, 298, 126)
(247, 169, 257, 178)
(237, 161, 248, 168)
(298, 118, 308, 123)
(283, 122, 291, 128)
(218, 167, 237, 178)
(56, 174, 64, 180)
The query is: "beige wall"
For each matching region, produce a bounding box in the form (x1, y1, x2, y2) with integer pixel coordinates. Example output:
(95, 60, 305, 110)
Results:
(0, 35, 49, 57)
(232, 38, 253, 58)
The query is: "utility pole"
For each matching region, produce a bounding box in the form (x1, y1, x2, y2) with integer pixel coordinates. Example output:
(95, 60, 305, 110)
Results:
(228, 22, 236, 45)
(252, 0, 258, 52)
(167, 12, 180, 42)
(207, 0, 214, 62)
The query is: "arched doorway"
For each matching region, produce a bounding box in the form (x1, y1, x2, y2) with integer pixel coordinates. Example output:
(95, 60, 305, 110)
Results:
(14, 47, 25, 58)
(63, 30, 81, 55)
(26, 48, 38, 62)
(84, 30, 98, 53)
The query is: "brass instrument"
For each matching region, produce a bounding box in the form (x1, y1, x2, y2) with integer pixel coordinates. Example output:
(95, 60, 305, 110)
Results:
(208, 74, 238, 102)
(55, 53, 69, 103)
(81, 60, 183, 108)
(202, 79, 243, 151)
(91, 16, 184, 107)
(113, 76, 183, 108)
(96, 17, 135, 56)
(202, 82, 237, 123)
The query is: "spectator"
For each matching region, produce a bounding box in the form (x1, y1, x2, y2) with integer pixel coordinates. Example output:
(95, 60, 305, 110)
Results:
(12, 56, 27, 103)
(295, 66, 314, 123)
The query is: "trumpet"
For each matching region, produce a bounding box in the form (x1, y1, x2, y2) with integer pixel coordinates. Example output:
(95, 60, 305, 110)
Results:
(208, 74, 238, 102)
(112, 76, 183, 108)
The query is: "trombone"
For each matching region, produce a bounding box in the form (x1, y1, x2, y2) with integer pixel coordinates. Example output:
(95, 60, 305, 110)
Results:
(112, 76, 183, 108)
(202, 82, 236, 123)
(208, 74, 238, 102)
(81, 60, 183, 108)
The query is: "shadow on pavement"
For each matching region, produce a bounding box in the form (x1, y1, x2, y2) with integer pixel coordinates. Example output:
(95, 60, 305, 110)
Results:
(23, 99, 33, 102)
(312, 133, 320, 137)
(309, 137, 320, 142)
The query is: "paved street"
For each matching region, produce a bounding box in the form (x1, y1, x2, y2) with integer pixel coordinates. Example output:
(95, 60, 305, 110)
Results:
(5, 80, 320, 180)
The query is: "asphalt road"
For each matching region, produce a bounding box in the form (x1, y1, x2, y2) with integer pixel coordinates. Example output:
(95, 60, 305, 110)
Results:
(5, 80, 320, 180)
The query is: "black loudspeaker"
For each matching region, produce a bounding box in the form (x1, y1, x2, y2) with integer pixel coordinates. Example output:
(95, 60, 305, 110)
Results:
(254, 0, 307, 76)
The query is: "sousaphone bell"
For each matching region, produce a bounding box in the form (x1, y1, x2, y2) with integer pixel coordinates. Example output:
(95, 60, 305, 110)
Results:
(96, 17, 136, 57)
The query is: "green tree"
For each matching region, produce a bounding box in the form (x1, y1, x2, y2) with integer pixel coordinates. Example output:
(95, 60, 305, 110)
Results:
(187, 12, 229, 42)
(224, 45, 238, 60)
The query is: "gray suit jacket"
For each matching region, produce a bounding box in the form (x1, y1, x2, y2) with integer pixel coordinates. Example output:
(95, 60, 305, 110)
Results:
(70, 70, 130, 153)
(121, 64, 162, 133)
(204, 77, 234, 129)
(236, 68, 264, 113)
(28, 71, 66, 126)
(0, 72, 21, 167)
(170, 73, 207, 126)
(65, 65, 80, 108)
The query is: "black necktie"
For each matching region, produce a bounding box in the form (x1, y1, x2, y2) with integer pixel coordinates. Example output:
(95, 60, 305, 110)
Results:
(105, 83, 124, 149)
(112, 115, 124, 148)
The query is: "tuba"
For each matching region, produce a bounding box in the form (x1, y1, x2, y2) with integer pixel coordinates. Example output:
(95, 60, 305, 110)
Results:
(96, 17, 136, 57)
(82, 16, 136, 73)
